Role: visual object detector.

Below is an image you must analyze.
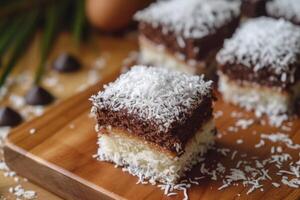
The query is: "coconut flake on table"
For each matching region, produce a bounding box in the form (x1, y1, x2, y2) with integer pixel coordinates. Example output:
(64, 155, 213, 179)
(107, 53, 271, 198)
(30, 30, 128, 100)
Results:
(91, 65, 213, 133)
(0, 127, 10, 139)
(77, 69, 102, 92)
(266, 0, 300, 24)
(236, 139, 244, 144)
(235, 119, 254, 129)
(0, 160, 9, 171)
(9, 94, 25, 109)
(227, 126, 238, 133)
(261, 133, 300, 150)
(134, 0, 240, 39)
(21, 106, 45, 118)
(230, 111, 244, 118)
(9, 185, 37, 200)
(106, 129, 300, 200)
(214, 110, 223, 119)
(87, 69, 102, 85)
(0, 78, 14, 101)
(0, 127, 10, 148)
(43, 75, 59, 87)
(92, 57, 107, 70)
(29, 128, 36, 135)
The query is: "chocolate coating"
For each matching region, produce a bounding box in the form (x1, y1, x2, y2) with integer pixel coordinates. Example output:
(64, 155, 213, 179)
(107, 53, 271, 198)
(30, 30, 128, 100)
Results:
(95, 96, 214, 155)
(53, 53, 81, 73)
(139, 18, 239, 63)
(0, 107, 23, 127)
(138, 18, 239, 76)
(25, 86, 55, 106)
(219, 63, 300, 90)
(241, 0, 268, 17)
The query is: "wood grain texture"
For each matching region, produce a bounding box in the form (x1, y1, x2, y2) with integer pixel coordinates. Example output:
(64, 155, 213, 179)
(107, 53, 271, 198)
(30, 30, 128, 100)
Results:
(3, 73, 300, 200)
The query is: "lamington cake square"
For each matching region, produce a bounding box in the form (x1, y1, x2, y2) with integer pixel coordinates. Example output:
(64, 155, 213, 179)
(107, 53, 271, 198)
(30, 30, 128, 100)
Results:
(266, 0, 300, 26)
(216, 17, 300, 117)
(90, 66, 215, 184)
(134, 0, 240, 76)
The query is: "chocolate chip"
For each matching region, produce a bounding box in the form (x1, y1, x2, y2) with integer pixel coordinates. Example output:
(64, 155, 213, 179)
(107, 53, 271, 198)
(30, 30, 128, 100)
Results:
(53, 53, 81, 72)
(0, 107, 23, 127)
(25, 86, 55, 106)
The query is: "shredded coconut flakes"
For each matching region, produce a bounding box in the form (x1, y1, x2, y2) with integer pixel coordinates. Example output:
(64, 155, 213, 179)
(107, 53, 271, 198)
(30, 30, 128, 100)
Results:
(266, 0, 300, 24)
(131, 131, 300, 199)
(91, 65, 212, 132)
(217, 17, 300, 81)
(134, 0, 240, 39)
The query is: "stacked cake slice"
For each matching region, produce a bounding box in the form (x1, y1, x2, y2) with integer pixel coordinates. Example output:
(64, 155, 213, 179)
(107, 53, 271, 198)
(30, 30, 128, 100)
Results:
(134, 0, 240, 76)
(90, 66, 216, 184)
(217, 17, 300, 117)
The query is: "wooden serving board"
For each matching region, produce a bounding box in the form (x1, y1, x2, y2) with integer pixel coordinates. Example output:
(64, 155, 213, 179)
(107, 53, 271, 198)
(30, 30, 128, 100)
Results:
(3, 68, 300, 200)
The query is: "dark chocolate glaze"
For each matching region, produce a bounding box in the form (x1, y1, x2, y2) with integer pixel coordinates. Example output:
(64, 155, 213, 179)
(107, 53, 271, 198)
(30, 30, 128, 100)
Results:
(53, 53, 81, 73)
(95, 96, 214, 156)
(241, 0, 268, 17)
(0, 107, 23, 127)
(25, 86, 55, 106)
(219, 62, 300, 90)
(138, 16, 240, 65)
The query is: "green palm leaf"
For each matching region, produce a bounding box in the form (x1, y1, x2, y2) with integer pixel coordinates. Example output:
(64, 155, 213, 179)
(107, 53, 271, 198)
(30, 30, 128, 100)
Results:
(0, 18, 23, 59)
(0, 11, 38, 88)
(72, 0, 85, 45)
(34, 1, 69, 85)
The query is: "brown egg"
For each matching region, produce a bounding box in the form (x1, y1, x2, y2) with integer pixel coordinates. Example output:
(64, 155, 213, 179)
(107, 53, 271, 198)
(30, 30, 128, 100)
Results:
(86, 0, 153, 32)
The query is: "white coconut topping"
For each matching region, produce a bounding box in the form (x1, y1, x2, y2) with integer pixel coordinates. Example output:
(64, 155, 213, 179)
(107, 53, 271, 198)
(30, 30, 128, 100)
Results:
(266, 0, 300, 24)
(134, 0, 240, 39)
(235, 119, 254, 129)
(217, 17, 300, 81)
(91, 65, 213, 132)
(9, 185, 37, 200)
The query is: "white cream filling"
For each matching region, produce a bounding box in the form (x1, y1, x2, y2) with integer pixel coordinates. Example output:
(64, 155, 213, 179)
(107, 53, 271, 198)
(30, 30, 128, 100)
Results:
(139, 36, 214, 75)
(218, 72, 300, 116)
(96, 119, 215, 184)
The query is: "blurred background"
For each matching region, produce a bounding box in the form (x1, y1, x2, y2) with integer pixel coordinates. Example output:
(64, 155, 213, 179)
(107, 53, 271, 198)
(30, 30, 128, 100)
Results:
(0, 0, 153, 125)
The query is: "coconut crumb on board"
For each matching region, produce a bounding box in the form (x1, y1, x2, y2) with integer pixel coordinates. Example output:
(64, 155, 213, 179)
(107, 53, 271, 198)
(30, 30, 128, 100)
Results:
(214, 110, 223, 119)
(235, 119, 254, 130)
(1, 158, 38, 200)
(236, 139, 243, 144)
(1, 123, 38, 200)
(9, 185, 37, 200)
(92, 56, 107, 70)
(29, 129, 36, 135)
(126, 128, 300, 200)
(0, 160, 38, 199)
(77, 69, 102, 92)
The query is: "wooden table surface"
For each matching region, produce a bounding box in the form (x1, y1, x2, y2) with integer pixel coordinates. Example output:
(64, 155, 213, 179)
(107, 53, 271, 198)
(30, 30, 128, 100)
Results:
(0, 31, 138, 200)
(4, 82, 300, 200)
